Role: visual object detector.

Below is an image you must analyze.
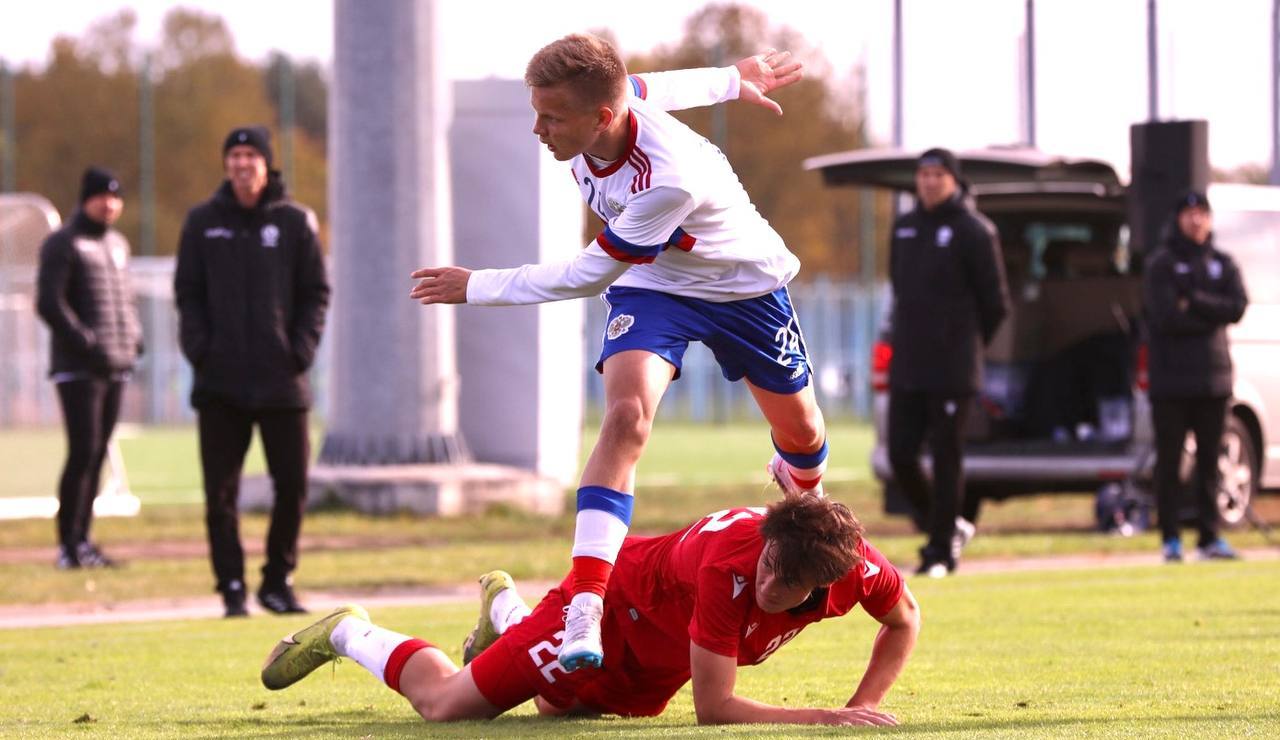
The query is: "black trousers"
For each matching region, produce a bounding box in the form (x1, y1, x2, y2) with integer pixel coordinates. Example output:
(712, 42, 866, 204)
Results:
(1152, 397, 1227, 547)
(54, 379, 124, 550)
(888, 390, 970, 564)
(197, 400, 309, 592)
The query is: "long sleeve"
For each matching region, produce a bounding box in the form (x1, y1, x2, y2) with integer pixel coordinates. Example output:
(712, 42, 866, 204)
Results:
(289, 209, 331, 372)
(630, 66, 741, 111)
(173, 218, 211, 367)
(35, 233, 95, 351)
(466, 186, 696, 306)
(1143, 253, 1215, 335)
(964, 220, 1011, 345)
(466, 242, 631, 305)
(1187, 255, 1248, 325)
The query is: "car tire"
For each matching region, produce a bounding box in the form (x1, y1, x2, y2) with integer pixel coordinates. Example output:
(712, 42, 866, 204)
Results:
(1215, 415, 1258, 527)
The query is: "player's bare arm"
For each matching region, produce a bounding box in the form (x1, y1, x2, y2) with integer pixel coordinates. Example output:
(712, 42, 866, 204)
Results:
(689, 643, 899, 726)
(410, 266, 471, 304)
(846, 585, 921, 711)
(735, 49, 804, 115)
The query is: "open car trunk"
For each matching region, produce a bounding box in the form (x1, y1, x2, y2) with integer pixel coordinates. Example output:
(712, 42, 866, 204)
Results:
(805, 147, 1140, 450)
(969, 205, 1140, 450)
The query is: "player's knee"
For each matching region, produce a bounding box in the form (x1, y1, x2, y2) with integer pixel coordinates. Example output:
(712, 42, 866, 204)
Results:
(412, 695, 467, 723)
(768, 400, 825, 452)
(600, 399, 653, 450)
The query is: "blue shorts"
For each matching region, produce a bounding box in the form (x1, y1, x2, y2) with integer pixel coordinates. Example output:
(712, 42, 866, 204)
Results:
(595, 286, 812, 395)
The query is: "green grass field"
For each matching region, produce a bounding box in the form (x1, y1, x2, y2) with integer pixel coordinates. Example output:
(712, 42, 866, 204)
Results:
(2, 561, 1277, 738)
(2, 422, 1278, 608)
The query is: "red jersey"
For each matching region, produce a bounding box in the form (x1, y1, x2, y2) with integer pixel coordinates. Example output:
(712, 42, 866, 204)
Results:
(606, 507, 904, 669)
(470, 506, 904, 717)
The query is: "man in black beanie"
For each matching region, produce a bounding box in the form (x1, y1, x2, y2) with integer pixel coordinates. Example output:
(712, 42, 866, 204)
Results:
(885, 148, 1010, 578)
(175, 126, 330, 617)
(1143, 189, 1248, 562)
(36, 166, 143, 569)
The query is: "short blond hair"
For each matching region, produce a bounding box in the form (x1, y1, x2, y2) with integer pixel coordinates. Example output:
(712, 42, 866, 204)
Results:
(525, 34, 627, 109)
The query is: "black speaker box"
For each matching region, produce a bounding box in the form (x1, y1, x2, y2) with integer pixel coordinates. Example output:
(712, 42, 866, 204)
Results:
(1128, 120, 1210, 254)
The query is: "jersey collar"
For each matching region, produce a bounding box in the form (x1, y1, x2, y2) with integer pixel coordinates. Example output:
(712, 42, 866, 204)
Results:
(584, 111, 638, 178)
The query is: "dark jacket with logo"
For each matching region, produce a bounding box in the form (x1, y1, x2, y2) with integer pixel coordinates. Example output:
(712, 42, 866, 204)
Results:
(174, 175, 330, 410)
(887, 192, 1010, 394)
(36, 211, 142, 378)
(1142, 231, 1247, 399)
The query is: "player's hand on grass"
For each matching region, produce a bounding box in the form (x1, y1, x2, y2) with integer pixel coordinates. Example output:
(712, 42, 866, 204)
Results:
(410, 266, 471, 304)
(822, 705, 899, 726)
(735, 49, 803, 115)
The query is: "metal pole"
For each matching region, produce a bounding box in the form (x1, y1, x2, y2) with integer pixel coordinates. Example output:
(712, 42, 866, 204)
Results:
(279, 55, 295, 185)
(1272, 0, 1279, 184)
(892, 0, 903, 148)
(139, 53, 155, 255)
(1, 60, 15, 193)
(1147, 0, 1158, 121)
(1025, 0, 1037, 148)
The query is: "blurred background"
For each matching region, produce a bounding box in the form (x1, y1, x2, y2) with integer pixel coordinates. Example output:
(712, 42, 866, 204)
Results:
(1, 0, 1278, 533)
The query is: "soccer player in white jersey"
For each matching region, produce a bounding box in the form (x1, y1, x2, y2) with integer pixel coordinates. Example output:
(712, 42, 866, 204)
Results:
(410, 34, 829, 673)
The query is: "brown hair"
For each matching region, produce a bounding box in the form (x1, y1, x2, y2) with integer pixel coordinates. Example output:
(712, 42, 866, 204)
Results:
(759, 494, 865, 587)
(524, 33, 627, 109)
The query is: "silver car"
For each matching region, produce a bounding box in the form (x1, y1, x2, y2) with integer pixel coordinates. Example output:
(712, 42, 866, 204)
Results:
(807, 148, 1279, 528)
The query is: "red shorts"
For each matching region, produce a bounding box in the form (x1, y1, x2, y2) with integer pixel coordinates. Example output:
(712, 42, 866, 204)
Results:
(468, 577, 688, 717)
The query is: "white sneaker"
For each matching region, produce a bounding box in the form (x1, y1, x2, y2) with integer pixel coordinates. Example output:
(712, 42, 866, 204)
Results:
(767, 453, 824, 497)
(558, 593, 604, 671)
(951, 517, 976, 562)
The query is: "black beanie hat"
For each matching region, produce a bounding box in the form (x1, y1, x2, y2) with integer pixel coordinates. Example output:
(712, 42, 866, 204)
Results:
(917, 147, 963, 181)
(1174, 189, 1211, 215)
(222, 126, 274, 168)
(79, 166, 122, 204)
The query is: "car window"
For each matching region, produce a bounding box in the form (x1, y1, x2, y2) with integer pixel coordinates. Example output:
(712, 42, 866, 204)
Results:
(993, 218, 1128, 284)
(1212, 210, 1280, 304)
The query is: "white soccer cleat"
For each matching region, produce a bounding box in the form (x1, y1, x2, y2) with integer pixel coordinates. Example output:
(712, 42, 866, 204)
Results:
(767, 453, 824, 497)
(951, 516, 976, 562)
(558, 593, 604, 672)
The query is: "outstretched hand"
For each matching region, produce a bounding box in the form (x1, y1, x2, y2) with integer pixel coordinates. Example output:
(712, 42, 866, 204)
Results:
(735, 49, 804, 115)
(825, 705, 899, 726)
(410, 266, 471, 304)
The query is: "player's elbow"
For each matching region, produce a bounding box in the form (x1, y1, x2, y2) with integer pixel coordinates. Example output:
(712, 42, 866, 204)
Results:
(694, 702, 732, 725)
(692, 691, 739, 725)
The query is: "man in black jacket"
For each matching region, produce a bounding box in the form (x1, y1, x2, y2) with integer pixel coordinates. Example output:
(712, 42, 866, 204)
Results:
(174, 127, 330, 617)
(36, 167, 142, 570)
(1143, 191, 1247, 563)
(886, 149, 1010, 578)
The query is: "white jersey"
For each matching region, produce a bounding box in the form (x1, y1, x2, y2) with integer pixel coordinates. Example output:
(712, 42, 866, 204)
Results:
(467, 66, 800, 306)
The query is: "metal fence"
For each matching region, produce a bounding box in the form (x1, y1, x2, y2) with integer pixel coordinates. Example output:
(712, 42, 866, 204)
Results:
(1, 255, 884, 427)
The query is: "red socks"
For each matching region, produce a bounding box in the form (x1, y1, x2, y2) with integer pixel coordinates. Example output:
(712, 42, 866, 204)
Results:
(384, 639, 433, 694)
(572, 556, 613, 598)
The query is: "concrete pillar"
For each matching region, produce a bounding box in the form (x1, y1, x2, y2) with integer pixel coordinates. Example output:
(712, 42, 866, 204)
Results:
(452, 80, 585, 486)
(302, 0, 565, 517)
(323, 0, 464, 464)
